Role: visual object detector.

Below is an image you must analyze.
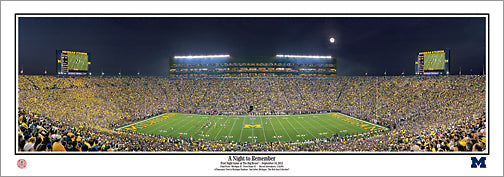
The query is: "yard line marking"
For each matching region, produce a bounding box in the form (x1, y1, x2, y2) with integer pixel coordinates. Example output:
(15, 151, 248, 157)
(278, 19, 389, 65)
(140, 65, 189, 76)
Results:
(146, 114, 184, 135)
(283, 116, 304, 141)
(212, 115, 229, 140)
(290, 115, 317, 140)
(146, 113, 193, 137)
(226, 115, 238, 141)
(274, 116, 292, 141)
(311, 114, 343, 133)
(259, 116, 267, 142)
(306, 115, 336, 134)
(182, 115, 208, 137)
(267, 117, 281, 142)
(239, 116, 247, 142)
(325, 114, 361, 134)
(167, 114, 201, 136)
(251, 115, 254, 141)
(193, 115, 217, 138)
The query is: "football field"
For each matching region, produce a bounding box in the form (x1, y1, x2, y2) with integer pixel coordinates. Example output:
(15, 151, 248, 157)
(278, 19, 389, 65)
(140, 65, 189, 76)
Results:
(117, 113, 388, 143)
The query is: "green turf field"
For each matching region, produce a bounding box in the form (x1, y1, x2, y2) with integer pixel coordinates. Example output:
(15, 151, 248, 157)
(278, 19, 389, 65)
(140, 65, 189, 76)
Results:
(424, 52, 445, 71)
(117, 113, 388, 143)
(68, 53, 88, 71)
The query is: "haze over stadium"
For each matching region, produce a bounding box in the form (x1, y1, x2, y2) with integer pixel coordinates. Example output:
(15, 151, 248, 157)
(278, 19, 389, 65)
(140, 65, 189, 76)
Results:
(17, 16, 487, 153)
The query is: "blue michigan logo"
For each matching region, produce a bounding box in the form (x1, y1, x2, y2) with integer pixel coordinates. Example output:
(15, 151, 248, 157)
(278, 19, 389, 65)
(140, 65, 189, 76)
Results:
(471, 157, 486, 168)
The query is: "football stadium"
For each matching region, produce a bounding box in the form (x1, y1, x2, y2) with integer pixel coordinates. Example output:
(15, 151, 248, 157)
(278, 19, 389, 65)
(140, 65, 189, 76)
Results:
(17, 17, 487, 153)
(17, 71, 486, 152)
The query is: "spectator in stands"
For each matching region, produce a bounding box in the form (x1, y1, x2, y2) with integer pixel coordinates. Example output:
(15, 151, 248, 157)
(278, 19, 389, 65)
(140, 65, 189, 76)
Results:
(23, 137, 36, 152)
(17, 75, 486, 152)
(52, 134, 66, 152)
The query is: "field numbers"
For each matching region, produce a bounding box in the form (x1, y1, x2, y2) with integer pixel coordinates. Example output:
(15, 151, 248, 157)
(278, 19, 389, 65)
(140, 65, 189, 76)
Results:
(121, 113, 387, 143)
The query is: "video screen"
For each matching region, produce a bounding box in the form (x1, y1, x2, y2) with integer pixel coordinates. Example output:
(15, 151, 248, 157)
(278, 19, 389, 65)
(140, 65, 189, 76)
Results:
(57, 50, 89, 75)
(424, 52, 446, 71)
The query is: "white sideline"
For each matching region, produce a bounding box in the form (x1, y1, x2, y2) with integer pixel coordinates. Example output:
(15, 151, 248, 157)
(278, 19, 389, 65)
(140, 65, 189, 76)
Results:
(212, 114, 291, 117)
(336, 113, 389, 130)
(116, 113, 169, 130)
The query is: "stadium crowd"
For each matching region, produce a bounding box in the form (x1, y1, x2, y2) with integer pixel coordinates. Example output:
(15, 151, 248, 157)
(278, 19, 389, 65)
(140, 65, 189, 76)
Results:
(18, 74, 486, 152)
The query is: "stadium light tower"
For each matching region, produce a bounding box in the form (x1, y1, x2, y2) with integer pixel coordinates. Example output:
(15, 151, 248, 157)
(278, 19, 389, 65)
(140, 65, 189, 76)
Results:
(174, 55, 230, 59)
(275, 55, 331, 59)
(329, 37, 335, 44)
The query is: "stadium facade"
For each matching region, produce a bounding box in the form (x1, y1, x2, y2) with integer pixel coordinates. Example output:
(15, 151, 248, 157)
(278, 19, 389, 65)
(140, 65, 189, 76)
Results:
(168, 55, 337, 78)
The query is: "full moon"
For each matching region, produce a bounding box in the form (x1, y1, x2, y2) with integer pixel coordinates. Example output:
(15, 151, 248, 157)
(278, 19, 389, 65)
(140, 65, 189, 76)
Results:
(329, 37, 335, 43)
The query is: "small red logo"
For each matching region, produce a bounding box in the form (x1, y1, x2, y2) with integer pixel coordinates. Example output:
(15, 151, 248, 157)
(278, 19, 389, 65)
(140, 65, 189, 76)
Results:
(17, 159, 27, 169)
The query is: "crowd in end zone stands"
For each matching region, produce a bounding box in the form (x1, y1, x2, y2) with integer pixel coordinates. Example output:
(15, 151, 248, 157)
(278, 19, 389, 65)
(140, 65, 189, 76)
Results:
(18, 75, 485, 152)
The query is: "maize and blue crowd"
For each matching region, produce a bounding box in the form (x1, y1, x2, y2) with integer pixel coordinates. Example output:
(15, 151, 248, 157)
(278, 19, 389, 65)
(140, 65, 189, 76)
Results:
(18, 75, 486, 152)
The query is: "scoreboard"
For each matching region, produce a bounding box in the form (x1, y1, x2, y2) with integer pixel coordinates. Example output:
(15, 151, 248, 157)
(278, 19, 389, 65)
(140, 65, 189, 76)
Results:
(57, 50, 91, 75)
(415, 49, 449, 75)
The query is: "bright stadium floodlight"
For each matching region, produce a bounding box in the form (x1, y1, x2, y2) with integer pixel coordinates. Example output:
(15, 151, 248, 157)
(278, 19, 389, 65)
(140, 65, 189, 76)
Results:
(276, 54, 332, 59)
(173, 55, 230, 59)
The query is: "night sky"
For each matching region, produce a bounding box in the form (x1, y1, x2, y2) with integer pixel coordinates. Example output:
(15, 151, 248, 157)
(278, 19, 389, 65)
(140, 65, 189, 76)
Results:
(18, 17, 486, 76)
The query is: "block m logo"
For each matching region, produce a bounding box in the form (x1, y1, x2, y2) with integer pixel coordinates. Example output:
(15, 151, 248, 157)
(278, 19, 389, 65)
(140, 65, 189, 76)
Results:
(471, 157, 486, 168)
(243, 124, 262, 128)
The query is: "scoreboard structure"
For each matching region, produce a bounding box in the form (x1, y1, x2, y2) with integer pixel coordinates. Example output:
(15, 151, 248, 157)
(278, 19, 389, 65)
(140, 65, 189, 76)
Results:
(415, 49, 449, 75)
(57, 50, 91, 75)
